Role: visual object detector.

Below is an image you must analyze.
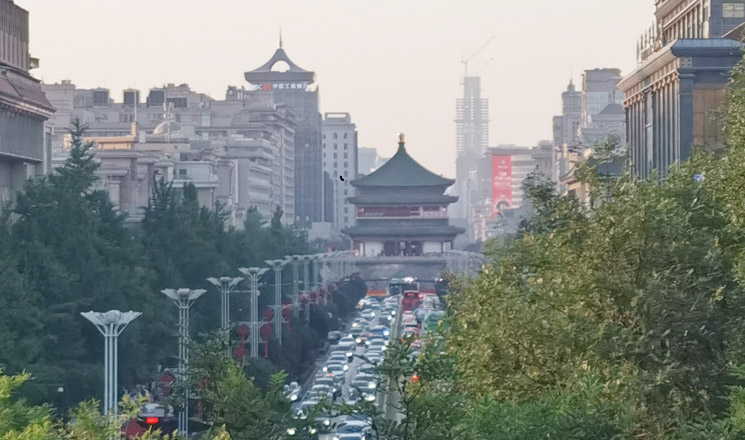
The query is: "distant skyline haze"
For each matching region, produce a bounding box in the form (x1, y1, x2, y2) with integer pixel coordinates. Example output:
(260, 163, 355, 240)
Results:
(20, 0, 653, 176)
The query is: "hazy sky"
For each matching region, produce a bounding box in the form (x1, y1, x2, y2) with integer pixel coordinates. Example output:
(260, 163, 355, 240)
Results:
(20, 0, 653, 177)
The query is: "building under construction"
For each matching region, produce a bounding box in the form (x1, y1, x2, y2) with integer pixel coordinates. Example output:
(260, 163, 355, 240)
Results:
(454, 76, 489, 228)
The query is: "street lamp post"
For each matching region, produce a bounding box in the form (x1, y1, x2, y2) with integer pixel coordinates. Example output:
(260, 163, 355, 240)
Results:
(265, 259, 291, 345)
(291, 255, 302, 318)
(81, 310, 141, 418)
(162, 288, 207, 437)
(206, 276, 243, 355)
(302, 256, 311, 293)
(239, 267, 270, 358)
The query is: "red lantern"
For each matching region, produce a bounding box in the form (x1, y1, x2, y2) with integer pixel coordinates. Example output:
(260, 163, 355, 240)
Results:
(260, 323, 272, 358)
(263, 307, 274, 321)
(299, 295, 309, 307)
(232, 344, 246, 363)
(236, 324, 249, 341)
(157, 372, 174, 398)
(310, 291, 318, 302)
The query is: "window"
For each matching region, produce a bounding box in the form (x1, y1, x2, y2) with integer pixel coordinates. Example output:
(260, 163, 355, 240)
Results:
(333, 132, 338, 139)
(179, 169, 187, 176)
(344, 207, 348, 213)
(724, 3, 745, 17)
(323, 152, 326, 158)
(344, 216, 349, 223)
(334, 152, 337, 159)
(343, 132, 348, 139)
(344, 161, 348, 168)
(323, 143, 326, 148)
(323, 134, 326, 139)
(344, 152, 348, 158)
(344, 144, 348, 150)
(344, 189, 348, 195)
(334, 143, 338, 150)
(334, 162, 338, 168)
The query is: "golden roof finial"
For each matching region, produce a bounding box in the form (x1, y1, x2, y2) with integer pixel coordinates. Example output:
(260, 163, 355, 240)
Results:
(398, 132, 405, 144)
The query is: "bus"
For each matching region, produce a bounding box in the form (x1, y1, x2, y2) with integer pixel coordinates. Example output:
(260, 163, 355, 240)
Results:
(401, 290, 420, 312)
(389, 277, 419, 296)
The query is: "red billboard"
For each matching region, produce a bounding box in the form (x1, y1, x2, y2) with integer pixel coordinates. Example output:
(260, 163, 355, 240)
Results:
(491, 156, 512, 218)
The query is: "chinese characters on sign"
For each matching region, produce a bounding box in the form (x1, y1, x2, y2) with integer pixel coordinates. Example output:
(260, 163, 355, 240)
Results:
(491, 156, 512, 218)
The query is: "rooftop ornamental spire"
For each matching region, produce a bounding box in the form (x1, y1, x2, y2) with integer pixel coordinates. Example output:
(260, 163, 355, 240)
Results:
(398, 132, 405, 151)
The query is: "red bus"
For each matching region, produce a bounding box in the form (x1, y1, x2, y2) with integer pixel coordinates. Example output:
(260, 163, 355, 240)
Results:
(401, 290, 420, 312)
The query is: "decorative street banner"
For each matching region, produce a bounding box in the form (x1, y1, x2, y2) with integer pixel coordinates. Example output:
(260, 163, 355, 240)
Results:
(491, 156, 512, 218)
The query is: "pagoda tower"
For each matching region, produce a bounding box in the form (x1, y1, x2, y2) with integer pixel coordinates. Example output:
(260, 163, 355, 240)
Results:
(343, 134, 464, 256)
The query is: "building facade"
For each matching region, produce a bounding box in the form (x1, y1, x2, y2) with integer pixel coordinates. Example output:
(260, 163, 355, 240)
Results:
(0, 0, 54, 207)
(619, 0, 745, 178)
(322, 112, 357, 236)
(43, 81, 296, 226)
(344, 135, 464, 256)
(244, 43, 323, 227)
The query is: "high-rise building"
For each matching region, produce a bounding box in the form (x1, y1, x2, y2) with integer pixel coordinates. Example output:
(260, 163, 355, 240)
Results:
(244, 42, 322, 227)
(0, 0, 55, 206)
(474, 142, 553, 240)
(619, 0, 745, 178)
(580, 68, 624, 128)
(551, 80, 581, 184)
(358, 147, 378, 176)
(322, 112, 357, 236)
(455, 76, 489, 221)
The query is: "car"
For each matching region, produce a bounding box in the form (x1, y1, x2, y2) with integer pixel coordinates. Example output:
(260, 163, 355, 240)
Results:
(350, 375, 377, 393)
(309, 384, 332, 401)
(360, 310, 376, 320)
(368, 339, 388, 350)
(349, 326, 364, 337)
(328, 331, 343, 344)
(328, 352, 348, 363)
(323, 363, 347, 381)
(367, 353, 383, 365)
(314, 376, 335, 388)
(323, 361, 349, 373)
(295, 399, 319, 419)
(351, 318, 367, 329)
(356, 332, 369, 346)
(358, 363, 377, 375)
(334, 418, 372, 438)
(334, 433, 364, 440)
(369, 326, 391, 339)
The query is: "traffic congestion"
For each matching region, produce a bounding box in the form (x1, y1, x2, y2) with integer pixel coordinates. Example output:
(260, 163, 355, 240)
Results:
(289, 292, 400, 440)
(287, 277, 445, 440)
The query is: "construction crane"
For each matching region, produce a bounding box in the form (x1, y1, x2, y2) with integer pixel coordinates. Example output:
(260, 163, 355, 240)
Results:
(475, 57, 495, 76)
(461, 36, 495, 77)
